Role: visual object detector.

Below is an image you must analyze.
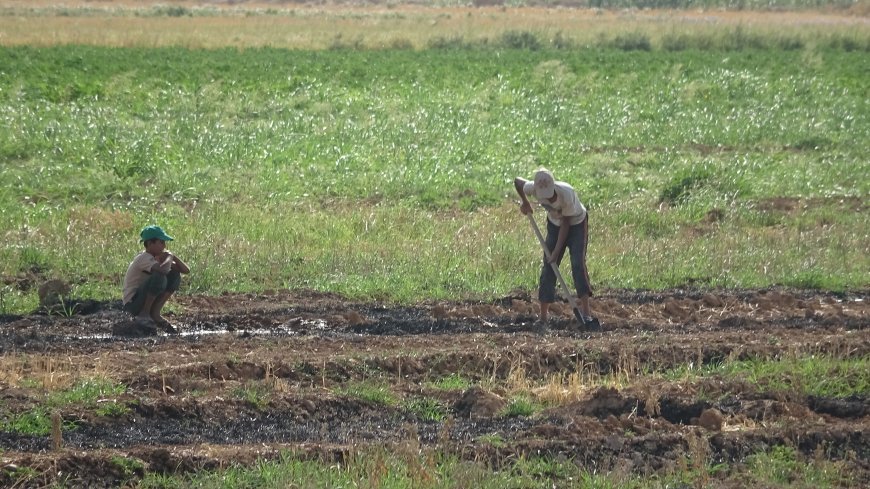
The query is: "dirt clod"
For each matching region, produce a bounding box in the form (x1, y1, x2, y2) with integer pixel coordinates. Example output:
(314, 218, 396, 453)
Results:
(696, 408, 724, 431)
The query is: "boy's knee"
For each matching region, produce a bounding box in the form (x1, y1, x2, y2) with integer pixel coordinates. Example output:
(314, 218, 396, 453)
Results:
(144, 274, 168, 295)
(166, 271, 181, 293)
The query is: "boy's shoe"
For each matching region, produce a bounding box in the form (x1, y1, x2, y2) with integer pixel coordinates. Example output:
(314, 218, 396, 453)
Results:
(532, 319, 549, 335)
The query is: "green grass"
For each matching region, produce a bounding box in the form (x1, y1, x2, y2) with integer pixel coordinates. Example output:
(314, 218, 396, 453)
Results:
(427, 373, 473, 391)
(47, 378, 127, 406)
(132, 450, 649, 488)
(0, 45, 867, 313)
(745, 445, 851, 488)
(477, 433, 506, 448)
(111, 455, 145, 483)
(132, 446, 852, 488)
(664, 355, 870, 398)
(404, 397, 448, 422)
(0, 408, 53, 436)
(232, 382, 272, 410)
(0, 377, 127, 435)
(502, 396, 539, 417)
(0, 408, 78, 436)
(95, 401, 131, 417)
(336, 381, 399, 407)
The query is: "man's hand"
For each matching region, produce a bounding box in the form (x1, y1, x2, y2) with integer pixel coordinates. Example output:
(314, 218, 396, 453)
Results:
(547, 247, 563, 265)
(519, 201, 532, 215)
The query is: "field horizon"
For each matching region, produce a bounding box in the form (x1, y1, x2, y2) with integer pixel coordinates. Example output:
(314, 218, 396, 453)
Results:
(2, 0, 869, 50)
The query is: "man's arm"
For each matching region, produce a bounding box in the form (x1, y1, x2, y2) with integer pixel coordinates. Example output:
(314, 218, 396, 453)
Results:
(549, 220, 570, 264)
(514, 177, 533, 215)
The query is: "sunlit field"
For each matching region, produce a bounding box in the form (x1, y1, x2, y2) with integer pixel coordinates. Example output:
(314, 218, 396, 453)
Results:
(0, 3, 868, 488)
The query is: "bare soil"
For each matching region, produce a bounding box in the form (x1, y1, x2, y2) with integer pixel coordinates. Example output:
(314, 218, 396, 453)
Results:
(0, 287, 867, 487)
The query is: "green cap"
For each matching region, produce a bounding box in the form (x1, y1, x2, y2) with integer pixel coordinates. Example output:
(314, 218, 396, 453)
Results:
(140, 225, 174, 243)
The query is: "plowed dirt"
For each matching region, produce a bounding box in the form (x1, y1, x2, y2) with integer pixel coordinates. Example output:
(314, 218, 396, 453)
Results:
(0, 287, 867, 488)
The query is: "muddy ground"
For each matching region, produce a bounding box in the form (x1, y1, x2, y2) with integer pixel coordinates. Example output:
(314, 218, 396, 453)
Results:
(0, 287, 867, 487)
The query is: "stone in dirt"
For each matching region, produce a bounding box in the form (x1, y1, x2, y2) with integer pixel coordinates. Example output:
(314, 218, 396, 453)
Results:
(696, 408, 724, 431)
(453, 387, 507, 419)
(38, 279, 70, 308)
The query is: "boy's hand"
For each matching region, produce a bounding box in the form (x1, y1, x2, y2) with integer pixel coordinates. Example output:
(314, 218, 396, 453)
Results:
(159, 252, 173, 273)
(519, 201, 532, 215)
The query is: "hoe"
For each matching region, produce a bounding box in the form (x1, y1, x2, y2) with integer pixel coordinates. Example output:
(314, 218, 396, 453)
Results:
(527, 213, 599, 330)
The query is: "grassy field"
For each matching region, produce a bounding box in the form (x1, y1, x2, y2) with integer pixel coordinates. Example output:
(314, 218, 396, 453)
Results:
(0, 4, 868, 316)
(132, 444, 851, 489)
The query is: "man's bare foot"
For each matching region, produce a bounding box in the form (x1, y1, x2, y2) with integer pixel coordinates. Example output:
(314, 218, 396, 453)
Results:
(134, 315, 155, 326)
(152, 316, 177, 334)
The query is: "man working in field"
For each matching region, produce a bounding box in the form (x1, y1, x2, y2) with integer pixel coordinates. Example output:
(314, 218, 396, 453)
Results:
(122, 225, 190, 333)
(515, 169, 598, 327)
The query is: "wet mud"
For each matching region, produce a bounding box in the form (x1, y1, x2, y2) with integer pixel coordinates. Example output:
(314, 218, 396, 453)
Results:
(0, 287, 867, 487)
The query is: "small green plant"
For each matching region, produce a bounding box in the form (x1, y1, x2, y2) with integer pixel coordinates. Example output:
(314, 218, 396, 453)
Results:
(110, 455, 145, 480)
(477, 433, 505, 448)
(404, 397, 446, 422)
(44, 297, 80, 317)
(1, 408, 77, 436)
(427, 373, 472, 391)
(2, 409, 52, 435)
(50, 378, 127, 406)
(502, 396, 537, 417)
(95, 401, 130, 417)
(232, 383, 271, 410)
(336, 381, 397, 406)
(660, 166, 714, 204)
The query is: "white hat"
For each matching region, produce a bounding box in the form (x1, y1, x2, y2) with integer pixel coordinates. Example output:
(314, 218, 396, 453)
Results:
(533, 168, 555, 200)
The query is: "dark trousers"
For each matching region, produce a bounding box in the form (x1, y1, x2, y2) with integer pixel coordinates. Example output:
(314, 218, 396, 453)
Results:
(123, 271, 181, 316)
(538, 216, 592, 303)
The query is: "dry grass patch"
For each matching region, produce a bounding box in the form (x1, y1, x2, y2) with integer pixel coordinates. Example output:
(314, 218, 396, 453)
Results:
(1, 5, 866, 49)
(0, 353, 112, 391)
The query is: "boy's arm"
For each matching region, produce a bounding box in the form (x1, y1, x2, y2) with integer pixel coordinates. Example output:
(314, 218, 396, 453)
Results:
(166, 252, 191, 274)
(152, 252, 190, 275)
